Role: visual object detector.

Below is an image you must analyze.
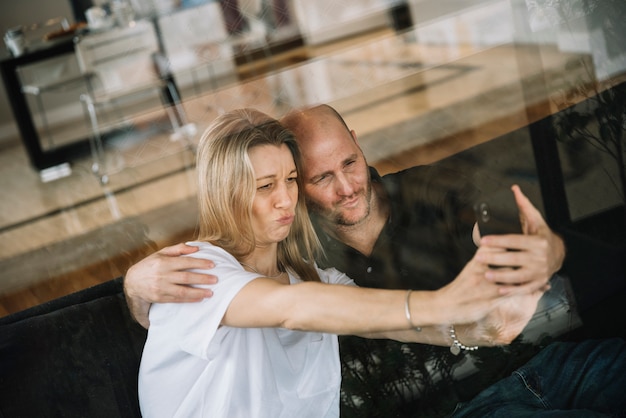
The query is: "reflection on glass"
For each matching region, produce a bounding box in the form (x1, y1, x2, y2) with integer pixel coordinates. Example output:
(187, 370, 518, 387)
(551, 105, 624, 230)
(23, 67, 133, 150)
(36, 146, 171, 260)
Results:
(1, 3, 625, 416)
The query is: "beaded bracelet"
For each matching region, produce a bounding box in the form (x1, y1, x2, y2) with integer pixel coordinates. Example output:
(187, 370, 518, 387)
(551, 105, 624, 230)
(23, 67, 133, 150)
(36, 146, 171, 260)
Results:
(449, 324, 478, 355)
(404, 290, 422, 332)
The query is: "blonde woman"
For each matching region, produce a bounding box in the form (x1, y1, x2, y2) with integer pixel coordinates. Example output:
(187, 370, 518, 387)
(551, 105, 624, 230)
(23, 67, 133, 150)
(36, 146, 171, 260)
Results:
(138, 109, 528, 418)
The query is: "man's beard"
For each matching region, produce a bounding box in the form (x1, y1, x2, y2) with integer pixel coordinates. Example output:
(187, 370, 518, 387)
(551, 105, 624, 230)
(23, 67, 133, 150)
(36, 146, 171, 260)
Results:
(309, 182, 372, 227)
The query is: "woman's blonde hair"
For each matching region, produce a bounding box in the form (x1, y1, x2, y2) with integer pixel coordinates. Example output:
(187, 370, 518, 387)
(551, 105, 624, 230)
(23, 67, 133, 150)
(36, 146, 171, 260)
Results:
(196, 108, 321, 281)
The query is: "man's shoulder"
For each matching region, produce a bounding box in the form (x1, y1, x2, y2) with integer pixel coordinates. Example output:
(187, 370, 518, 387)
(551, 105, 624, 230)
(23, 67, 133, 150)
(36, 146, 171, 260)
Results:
(379, 164, 477, 206)
(381, 163, 467, 185)
(378, 165, 452, 201)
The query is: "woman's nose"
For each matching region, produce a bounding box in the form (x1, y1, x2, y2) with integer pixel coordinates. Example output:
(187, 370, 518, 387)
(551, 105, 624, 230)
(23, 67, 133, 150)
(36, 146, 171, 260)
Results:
(274, 183, 294, 207)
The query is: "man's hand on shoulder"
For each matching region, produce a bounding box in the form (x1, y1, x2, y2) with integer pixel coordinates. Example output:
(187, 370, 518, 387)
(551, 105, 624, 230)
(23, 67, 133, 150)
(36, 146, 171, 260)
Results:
(123, 243, 217, 328)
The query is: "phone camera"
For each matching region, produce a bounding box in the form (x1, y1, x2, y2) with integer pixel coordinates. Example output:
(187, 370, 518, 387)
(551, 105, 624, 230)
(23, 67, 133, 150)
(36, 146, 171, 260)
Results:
(478, 202, 490, 223)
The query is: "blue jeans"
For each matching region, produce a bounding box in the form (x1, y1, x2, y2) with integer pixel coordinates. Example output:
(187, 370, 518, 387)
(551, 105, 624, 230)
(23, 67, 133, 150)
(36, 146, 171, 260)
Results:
(453, 338, 626, 417)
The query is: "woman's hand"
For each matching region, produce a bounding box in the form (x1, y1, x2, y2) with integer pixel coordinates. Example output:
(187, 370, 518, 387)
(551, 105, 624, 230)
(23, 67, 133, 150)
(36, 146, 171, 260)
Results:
(429, 246, 517, 326)
(455, 289, 543, 346)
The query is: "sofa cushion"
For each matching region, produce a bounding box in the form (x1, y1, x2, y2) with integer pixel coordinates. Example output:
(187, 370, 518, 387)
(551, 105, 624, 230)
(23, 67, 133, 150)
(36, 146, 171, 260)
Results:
(0, 278, 147, 418)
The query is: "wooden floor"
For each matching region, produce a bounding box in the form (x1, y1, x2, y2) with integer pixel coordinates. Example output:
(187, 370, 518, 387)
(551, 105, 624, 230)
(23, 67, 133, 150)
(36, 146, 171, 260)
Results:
(0, 17, 609, 317)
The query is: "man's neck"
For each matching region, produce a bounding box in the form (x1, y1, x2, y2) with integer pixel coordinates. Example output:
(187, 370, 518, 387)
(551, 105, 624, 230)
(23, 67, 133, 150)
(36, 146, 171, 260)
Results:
(323, 182, 389, 257)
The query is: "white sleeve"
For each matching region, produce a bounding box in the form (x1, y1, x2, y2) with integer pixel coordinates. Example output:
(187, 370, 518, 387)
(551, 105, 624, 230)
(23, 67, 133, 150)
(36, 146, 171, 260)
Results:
(317, 265, 356, 287)
(148, 242, 260, 360)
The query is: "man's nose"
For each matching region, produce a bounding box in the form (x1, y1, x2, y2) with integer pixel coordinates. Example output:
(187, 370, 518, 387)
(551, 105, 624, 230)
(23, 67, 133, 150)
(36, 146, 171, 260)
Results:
(335, 172, 355, 196)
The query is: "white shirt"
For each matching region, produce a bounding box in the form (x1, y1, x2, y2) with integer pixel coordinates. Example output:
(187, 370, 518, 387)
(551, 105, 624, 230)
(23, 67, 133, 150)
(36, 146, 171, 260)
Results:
(139, 241, 355, 418)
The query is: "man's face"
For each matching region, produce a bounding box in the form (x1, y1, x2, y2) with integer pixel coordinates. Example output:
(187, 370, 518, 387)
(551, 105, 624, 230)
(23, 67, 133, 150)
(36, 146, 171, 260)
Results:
(298, 120, 372, 227)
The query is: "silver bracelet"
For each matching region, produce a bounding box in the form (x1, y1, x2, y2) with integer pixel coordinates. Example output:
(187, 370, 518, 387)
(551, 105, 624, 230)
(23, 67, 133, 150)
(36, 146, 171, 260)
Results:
(404, 290, 422, 332)
(449, 324, 478, 356)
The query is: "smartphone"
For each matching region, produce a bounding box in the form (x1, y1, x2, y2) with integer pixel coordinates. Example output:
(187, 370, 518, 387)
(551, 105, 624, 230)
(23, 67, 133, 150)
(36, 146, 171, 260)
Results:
(473, 191, 522, 237)
(474, 191, 522, 270)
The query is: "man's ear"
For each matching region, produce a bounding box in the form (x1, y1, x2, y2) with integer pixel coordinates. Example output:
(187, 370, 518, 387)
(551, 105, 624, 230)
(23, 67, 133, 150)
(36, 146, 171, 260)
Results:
(350, 129, 358, 143)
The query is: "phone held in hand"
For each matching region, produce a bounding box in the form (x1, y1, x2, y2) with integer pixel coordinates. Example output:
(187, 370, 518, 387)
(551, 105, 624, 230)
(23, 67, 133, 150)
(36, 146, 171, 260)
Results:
(474, 191, 522, 237)
(474, 191, 522, 270)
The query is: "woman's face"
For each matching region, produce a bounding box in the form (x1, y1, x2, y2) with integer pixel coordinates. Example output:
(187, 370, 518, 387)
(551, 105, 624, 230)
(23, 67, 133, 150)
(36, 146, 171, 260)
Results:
(248, 144, 298, 247)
